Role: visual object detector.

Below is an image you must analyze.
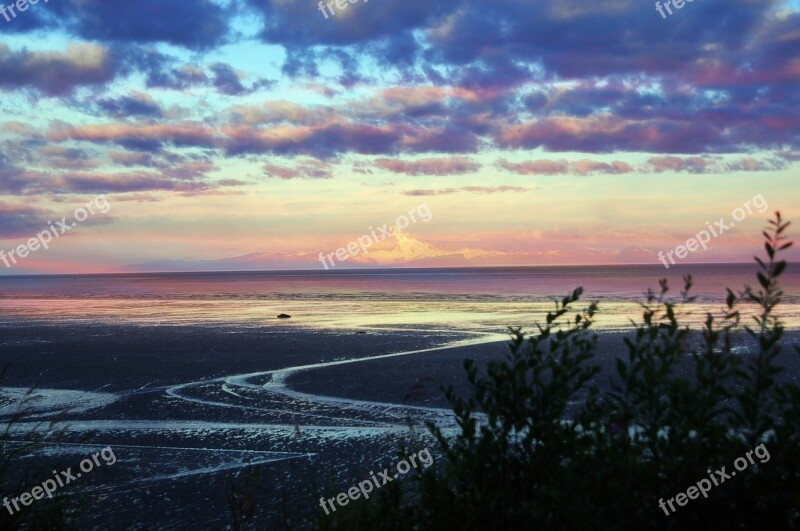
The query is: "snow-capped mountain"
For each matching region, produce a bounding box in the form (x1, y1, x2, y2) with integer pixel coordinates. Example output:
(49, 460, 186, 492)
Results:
(350, 226, 451, 264)
(117, 227, 512, 272)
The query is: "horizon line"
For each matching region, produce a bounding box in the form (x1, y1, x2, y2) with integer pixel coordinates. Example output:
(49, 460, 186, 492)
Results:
(0, 261, 771, 279)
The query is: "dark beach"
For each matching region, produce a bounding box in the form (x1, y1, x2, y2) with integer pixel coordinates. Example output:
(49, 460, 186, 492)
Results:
(1, 315, 798, 529)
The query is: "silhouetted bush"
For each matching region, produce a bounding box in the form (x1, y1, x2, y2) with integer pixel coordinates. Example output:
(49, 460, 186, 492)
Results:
(320, 212, 799, 531)
(0, 382, 78, 531)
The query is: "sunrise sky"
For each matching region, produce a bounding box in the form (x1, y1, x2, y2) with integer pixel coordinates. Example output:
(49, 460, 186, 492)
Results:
(0, 0, 798, 273)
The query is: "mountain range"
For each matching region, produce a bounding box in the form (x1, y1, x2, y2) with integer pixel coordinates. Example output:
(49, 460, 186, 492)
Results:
(118, 227, 513, 272)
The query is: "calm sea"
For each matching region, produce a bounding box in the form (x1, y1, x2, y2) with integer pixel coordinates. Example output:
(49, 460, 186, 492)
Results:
(1, 264, 798, 332)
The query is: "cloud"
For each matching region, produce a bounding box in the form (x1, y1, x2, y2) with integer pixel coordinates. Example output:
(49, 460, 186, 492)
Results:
(725, 157, 788, 172)
(58, 171, 214, 194)
(49, 122, 217, 151)
(238, 0, 795, 91)
(1, 121, 41, 138)
(228, 100, 333, 126)
(142, 59, 209, 90)
(499, 155, 789, 176)
(775, 151, 800, 162)
(53, 0, 232, 50)
(402, 188, 461, 196)
(224, 121, 403, 157)
(497, 115, 727, 153)
(210, 63, 247, 95)
(570, 160, 633, 175)
(461, 185, 529, 194)
(0, 0, 795, 200)
(209, 63, 273, 96)
(231, 1, 800, 155)
(403, 185, 528, 195)
(109, 150, 155, 167)
(38, 146, 99, 170)
(0, 43, 116, 96)
(263, 160, 333, 179)
(106, 192, 163, 203)
(0, 153, 51, 194)
(647, 156, 713, 174)
(98, 92, 163, 118)
(0, 140, 231, 195)
(497, 159, 570, 175)
(374, 157, 481, 175)
(0, 202, 53, 238)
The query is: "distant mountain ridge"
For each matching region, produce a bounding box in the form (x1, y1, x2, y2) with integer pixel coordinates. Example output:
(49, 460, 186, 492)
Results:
(117, 227, 513, 273)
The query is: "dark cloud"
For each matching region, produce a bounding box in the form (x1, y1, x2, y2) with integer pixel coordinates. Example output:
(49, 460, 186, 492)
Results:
(0, 0, 796, 184)
(0, 152, 49, 194)
(57, 172, 147, 193)
(239, 0, 789, 88)
(246, 0, 456, 48)
(109, 151, 155, 167)
(209, 63, 273, 95)
(0, 202, 53, 238)
(59, 171, 213, 194)
(140, 54, 209, 90)
(210, 63, 247, 95)
(0, 43, 117, 96)
(225, 122, 404, 158)
(98, 93, 163, 118)
(52, 0, 232, 50)
(229, 0, 800, 155)
(48, 122, 218, 151)
(121, 49, 273, 95)
(0, 140, 233, 195)
(38, 146, 99, 170)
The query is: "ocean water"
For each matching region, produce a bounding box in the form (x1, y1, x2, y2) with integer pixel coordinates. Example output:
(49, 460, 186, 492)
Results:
(1, 264, 798, 332)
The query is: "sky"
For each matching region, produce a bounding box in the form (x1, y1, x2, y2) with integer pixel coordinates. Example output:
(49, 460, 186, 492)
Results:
(0, 0, 798, 273)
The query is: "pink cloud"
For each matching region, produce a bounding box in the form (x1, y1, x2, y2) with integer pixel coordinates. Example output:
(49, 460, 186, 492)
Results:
(374, 157, 481, 176)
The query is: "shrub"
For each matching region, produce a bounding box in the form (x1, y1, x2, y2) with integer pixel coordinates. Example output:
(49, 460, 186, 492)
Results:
(0, 380, 78, 530)
(321, 212, 798, 531)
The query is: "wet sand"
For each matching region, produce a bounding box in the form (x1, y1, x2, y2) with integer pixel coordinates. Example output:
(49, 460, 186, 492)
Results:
(0, 321, 481, 529)
(0, 321, 798, 529)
